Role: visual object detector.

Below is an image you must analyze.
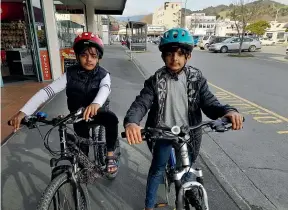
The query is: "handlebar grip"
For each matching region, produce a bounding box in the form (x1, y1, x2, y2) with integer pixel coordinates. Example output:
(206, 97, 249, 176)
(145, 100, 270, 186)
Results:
(222, 116, 245, 124)
(121, 132, 126, 138)
(121, 130, 146, 139)
(221, 117, 231, 124)
(7, 118, 28, 126)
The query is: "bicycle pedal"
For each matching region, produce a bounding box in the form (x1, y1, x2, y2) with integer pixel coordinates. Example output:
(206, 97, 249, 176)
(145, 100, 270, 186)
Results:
(154, 202, 168, 208)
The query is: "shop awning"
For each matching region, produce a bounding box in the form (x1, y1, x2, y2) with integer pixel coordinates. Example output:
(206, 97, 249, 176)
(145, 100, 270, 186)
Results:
(54, 0, 127, 15)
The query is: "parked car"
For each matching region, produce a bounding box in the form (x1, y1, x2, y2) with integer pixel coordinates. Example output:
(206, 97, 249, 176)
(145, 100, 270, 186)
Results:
(208, 36, 231, 48)
(199, 35, 215, 50)
(208, 37, 262, 53)
(260, 38, 275, 46)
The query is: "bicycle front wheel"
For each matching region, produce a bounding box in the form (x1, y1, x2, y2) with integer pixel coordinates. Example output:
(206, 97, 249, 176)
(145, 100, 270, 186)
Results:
(37, 173, 90, 210)
(185, 186, 205, 210)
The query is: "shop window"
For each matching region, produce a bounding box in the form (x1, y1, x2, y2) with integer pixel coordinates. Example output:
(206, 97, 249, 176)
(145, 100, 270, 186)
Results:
(54, 0, 86, 49)
(54, 0, 86, 73)
(0, 1, 50, 83)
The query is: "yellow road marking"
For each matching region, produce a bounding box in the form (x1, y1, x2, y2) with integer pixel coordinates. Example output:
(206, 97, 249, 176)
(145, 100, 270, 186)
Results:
(277, 131, 288, 134)
(208, 82, 288, 123)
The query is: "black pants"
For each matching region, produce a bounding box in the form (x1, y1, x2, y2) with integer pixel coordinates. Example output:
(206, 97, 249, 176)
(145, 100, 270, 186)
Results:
(73, 109, 119, 156)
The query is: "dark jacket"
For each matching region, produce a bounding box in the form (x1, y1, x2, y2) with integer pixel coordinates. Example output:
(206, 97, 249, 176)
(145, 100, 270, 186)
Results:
(124, 66, 237, 161)
(66, 64, 109, 112)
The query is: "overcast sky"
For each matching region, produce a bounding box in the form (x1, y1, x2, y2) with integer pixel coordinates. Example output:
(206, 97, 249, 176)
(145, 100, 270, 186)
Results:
(120, 0, 288, 16)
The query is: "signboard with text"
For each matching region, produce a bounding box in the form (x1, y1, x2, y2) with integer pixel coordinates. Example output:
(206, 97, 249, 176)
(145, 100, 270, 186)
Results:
(60, 48, 77, 73)
(39, 50, 52, 81)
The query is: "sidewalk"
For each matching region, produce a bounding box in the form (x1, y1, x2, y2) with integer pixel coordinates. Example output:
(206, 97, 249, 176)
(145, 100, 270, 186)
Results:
(1, 44, 240, 210)
(130, 44, 285, 210)
(1, 81, 50, 144)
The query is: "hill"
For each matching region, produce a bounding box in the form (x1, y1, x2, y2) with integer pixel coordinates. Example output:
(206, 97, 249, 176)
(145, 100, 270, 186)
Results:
(140, 14, 153, 24)
(193, 0, 288, 21)
(112, 0, 288, 25)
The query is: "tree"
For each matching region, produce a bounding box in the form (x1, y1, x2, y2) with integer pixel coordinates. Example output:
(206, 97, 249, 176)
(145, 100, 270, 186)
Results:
(229, 0, 259, 55)
(272, 4, 288, 22)
(246, 20, 270, 36)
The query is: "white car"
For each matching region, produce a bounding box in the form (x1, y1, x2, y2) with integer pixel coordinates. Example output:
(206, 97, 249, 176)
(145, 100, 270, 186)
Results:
(209, 37, 262, 53)
(260, 38, 275, 46)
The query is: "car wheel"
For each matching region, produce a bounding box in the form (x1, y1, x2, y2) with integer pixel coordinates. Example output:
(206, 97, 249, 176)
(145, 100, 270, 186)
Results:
(220, 46, 228, 53)
(248, 45, 256, 52)
(204, 44, 209, 50)
(200, 47, 204, 50)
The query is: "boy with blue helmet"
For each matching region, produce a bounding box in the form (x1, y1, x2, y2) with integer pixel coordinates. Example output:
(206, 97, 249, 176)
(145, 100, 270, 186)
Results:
(124, 28, 243, 209)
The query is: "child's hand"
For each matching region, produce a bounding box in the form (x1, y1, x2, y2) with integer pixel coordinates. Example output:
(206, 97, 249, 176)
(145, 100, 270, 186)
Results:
(84, 103, 100, 121)
(224, 111, 243, 130)
(125, 123, 143, 145)
(8, 111, 26, 132)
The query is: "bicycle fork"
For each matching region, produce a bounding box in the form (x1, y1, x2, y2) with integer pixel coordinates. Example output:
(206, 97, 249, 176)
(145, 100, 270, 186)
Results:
(173, 143, 209, 210)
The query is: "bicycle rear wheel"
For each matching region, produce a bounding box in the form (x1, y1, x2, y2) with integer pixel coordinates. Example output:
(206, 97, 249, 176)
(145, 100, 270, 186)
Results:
(36, 173, 90, 210)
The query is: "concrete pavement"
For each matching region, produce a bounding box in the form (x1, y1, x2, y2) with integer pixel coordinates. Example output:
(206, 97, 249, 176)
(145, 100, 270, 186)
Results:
(1, 45, 240, 210)
(131, 43, 288, 210)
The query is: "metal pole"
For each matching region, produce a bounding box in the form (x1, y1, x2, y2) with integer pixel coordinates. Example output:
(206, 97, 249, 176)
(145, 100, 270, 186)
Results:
(184, 0, 188, 28)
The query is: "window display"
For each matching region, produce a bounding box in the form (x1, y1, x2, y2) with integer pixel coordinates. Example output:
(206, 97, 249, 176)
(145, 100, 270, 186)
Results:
(1, 21, 29, 49)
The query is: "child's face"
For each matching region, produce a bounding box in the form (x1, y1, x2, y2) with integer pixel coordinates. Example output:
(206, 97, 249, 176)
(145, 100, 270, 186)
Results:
(164, 48, 191, 72)
(79, 47, 99, 71)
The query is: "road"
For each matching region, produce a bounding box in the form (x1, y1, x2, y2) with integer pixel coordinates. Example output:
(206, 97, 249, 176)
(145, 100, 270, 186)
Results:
(253, 45, 287, 62)
(133, 43, 288, 210)
(1, 45, 240, 210)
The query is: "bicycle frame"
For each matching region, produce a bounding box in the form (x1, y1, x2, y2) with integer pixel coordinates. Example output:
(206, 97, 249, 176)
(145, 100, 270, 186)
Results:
(49, 123, 105, 210)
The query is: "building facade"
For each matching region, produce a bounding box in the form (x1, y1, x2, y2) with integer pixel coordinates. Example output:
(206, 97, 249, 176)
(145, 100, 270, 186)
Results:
(1, 0, 127, 87)
(214, 19, 239, 37)
(152, 2, 182, 30)
(264, 21, 288, 43)
(185, 13, 216, 35)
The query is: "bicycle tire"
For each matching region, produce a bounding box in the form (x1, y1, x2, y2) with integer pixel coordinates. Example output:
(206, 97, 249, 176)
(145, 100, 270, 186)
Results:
(185, 186, 205, 210)
(97, 101, 110, 166)
(36, 173, 90, 210)
(97, 125, 107, 166)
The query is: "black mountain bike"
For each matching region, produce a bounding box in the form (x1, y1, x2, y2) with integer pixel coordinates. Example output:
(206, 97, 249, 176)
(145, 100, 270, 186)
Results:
(9, 107, 120, 210)
(122, 117, 243, 210)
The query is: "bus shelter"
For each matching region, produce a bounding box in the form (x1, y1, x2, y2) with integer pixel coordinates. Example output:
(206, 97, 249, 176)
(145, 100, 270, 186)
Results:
(126, 21, 147, 51)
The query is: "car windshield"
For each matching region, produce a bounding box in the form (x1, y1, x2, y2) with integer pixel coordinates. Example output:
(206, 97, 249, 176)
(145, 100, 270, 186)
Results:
(222, 37, 234, 43)
(202, 36, 209, 40)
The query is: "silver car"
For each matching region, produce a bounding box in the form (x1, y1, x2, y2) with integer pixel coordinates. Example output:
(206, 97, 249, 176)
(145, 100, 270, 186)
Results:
(208, 37, 262, 53)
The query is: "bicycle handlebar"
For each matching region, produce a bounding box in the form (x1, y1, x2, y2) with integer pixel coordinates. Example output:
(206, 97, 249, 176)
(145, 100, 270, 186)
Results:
(8, 107, 86, 128)
(121, 117, 245, 139)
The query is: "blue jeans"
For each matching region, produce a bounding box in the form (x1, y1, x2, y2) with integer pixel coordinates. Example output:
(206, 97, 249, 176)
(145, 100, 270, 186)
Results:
(145, 140, 197, 209)
(145, 140, 172, 208)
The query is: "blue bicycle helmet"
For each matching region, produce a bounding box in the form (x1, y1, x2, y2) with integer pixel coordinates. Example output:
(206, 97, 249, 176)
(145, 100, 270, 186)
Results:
(159, 28, 194, 52)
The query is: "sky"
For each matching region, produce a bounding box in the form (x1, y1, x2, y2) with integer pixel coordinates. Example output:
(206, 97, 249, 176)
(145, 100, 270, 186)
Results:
(120, 0, 288, 16)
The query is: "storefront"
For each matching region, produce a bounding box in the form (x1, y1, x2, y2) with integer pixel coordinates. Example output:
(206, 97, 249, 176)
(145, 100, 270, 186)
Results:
(1, 0, 127, 87)
(1, 0, 50, 85)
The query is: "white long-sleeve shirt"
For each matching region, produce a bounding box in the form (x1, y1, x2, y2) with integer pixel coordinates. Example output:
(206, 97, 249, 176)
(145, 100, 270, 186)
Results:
(20, 73, 111, 116)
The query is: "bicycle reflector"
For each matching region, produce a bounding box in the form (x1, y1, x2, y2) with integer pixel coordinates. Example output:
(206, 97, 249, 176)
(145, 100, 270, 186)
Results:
(171, 126, 181, 135)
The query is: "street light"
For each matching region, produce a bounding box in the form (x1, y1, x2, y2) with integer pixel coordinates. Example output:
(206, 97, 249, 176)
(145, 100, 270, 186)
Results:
(183, 0, 188, 28)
